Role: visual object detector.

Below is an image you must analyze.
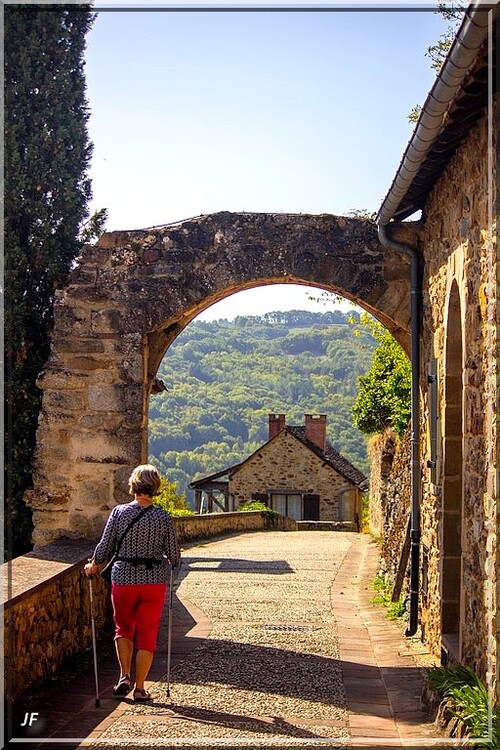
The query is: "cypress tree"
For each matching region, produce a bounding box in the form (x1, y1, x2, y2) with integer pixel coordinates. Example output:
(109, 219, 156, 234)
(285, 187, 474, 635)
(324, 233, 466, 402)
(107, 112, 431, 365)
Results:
(5, 5, 94, 558)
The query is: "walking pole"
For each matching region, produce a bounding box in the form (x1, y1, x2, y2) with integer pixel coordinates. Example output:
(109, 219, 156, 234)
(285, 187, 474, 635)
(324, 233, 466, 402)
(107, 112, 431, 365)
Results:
(88, 575, 101, 708)
(166, 564, 174, 697)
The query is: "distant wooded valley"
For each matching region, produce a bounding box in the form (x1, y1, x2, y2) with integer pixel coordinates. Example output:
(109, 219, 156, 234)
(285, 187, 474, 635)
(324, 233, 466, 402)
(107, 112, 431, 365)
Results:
(148, 309, 377, 505)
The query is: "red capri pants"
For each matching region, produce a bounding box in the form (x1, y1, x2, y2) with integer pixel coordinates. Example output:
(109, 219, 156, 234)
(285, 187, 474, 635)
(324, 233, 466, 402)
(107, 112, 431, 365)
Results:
(111, 583, 167, 652)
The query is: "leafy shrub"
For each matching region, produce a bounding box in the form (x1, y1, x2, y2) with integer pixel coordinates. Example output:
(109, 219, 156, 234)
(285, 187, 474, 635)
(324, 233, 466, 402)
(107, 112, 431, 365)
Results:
(360, 492, 370, 533)
(153, 477, 194, 516)
(237, 500, 271, 513)
(352, 313, 411, 437)
(426, 665, 498, 749)
(386, 599, 407, 620)
(370, 575, 408, 621)
(427, 664, 482, 694)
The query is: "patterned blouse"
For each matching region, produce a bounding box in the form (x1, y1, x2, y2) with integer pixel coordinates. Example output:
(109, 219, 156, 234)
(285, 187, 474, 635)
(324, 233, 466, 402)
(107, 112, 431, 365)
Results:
(92, 501, 181, 586)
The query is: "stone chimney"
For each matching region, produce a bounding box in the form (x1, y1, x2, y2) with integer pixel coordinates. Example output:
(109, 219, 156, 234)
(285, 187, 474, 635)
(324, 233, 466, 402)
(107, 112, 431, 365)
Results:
(268, 413, 286, 440)
(304, 414, 327, 451)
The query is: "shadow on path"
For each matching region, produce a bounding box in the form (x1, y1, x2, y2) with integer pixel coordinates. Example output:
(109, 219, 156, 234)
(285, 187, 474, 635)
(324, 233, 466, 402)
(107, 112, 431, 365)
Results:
(5, 536, 434, 749)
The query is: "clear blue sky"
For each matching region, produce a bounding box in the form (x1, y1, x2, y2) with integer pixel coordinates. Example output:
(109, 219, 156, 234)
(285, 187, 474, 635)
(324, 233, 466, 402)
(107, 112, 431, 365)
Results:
(85, 2, 449, 319)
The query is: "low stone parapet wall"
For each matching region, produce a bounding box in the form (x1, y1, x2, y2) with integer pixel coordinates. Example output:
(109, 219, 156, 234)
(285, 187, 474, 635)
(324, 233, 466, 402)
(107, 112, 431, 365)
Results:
(3, 539, 108, 704)
(175, 510, 297, 541)
(296, 520, 357, 532)
(4, 511, 294, 702)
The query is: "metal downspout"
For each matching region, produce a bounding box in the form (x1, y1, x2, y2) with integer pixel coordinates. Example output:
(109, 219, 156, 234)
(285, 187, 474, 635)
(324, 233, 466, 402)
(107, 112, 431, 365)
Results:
(377, 223, 421, 637)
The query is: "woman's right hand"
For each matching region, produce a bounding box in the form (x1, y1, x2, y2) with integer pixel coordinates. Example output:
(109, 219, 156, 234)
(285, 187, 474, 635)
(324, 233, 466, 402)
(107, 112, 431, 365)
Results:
(84, 559, 99, 577)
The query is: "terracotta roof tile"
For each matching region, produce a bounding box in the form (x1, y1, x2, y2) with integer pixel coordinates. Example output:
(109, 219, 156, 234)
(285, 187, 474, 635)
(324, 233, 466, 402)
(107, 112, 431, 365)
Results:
(287, 426, 367, 488)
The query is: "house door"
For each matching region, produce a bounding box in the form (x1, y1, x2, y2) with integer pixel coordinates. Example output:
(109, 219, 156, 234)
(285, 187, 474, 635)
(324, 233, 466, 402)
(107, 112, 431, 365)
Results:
(339, 490, 353, 520)
(303, 494, 320, 520)
(441, 280, 463, 662)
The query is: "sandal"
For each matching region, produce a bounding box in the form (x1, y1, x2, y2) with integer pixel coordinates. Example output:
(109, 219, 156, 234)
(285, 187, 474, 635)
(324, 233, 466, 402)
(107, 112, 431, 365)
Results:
(113, 674, 131, 697)
(133, 688, 152, 703)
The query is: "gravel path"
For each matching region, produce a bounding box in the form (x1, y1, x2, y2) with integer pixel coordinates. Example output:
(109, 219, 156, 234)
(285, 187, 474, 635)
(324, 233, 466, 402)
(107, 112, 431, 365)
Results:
(101, 531, 354, 746)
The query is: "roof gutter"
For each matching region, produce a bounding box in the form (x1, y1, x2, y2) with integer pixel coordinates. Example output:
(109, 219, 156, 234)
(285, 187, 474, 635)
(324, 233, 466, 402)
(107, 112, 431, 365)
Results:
(377, 3, 490, 637)
(378, 2, 490, 226)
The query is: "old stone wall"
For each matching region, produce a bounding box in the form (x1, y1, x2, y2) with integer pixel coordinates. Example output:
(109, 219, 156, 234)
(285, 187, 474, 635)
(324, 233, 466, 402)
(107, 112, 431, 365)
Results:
(368, 428, 411, 583)
(173, 510, 297, 541)
(24, 212, 412, 548)
(368, 431, 396, 540)
(418, 111, 497, 689)
(230, 431, 360, 522)
(4, 540, 108, 702)
(4, 512, 293, 702)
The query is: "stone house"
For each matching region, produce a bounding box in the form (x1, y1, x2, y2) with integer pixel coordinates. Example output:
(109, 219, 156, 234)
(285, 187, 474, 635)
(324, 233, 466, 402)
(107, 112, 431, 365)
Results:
(191, 413, 367, 527)
(374, 4, 498, 704)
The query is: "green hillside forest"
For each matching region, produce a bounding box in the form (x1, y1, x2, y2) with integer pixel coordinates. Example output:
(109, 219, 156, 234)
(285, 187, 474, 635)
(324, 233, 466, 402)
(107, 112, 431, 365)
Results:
(148, 309, 377, 505)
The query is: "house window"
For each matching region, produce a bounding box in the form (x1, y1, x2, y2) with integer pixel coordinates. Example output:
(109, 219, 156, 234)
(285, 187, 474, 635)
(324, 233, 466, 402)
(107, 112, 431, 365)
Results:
(251, 493, 269, 506)
(271, 493, 303, 520)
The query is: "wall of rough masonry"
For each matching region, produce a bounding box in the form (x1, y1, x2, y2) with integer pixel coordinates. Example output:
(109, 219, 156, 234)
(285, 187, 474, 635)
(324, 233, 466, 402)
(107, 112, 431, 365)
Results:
(418, 112, 497, 693)
(366, 109, 497, 700)
(230, 430, 362, 522)
(368, 431, 396, 540)
(172, 510, 297, 541)
(368, 429, 411, 583)
(4, 512, 293, 702)
(4, 540, 107, 702)
(24, 212, 412, 548)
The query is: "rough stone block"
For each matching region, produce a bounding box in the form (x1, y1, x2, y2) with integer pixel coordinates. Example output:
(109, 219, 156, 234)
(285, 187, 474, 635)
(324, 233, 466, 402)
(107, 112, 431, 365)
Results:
(87, 384, 138, 413)
(119, 355, 144, 383)
(64, 354, 116, 373)
(113, 465, 136, 504)
(37, 371, 88, 391)
(68, 265, 97, 284)
(76, 476, 113, 506)
(96, 230, 141, 249)
(67, 513, 94, 537)
(70, 432, 140, 464)
(53, 304, 90, 335)
(90, 308, 124, 333)
(43, 390, 85, 412)
(77, 413, 124, 431)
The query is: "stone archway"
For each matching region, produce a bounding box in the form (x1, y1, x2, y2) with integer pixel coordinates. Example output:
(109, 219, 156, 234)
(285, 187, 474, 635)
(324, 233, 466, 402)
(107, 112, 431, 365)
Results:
(26, 212, 415, 546)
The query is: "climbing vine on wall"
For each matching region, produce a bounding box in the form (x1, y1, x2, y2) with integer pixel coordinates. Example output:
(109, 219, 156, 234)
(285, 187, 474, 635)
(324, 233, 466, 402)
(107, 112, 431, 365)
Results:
(352, 314, 411, 438)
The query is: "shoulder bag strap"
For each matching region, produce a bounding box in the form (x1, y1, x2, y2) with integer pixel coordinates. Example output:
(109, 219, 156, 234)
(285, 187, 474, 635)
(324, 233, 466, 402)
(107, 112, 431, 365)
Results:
(114, 505, 154, 556)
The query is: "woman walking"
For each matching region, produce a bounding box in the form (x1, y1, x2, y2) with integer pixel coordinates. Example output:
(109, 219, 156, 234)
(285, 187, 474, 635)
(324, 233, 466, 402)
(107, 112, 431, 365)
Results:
(84, 464, 180, 703)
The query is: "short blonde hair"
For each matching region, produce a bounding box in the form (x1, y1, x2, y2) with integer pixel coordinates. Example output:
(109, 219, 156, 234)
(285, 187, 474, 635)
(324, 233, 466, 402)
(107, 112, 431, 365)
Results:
(128, 464, 161, 497)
